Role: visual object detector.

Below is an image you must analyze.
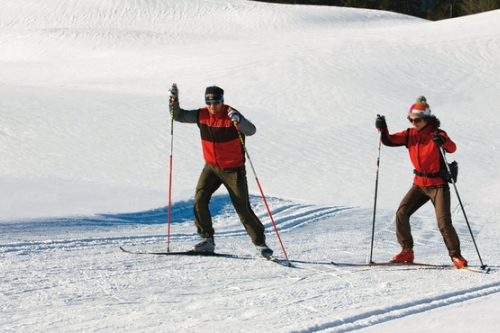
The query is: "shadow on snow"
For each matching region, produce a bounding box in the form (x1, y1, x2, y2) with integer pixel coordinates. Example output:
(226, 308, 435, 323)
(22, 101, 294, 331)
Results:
(1, 194, 351, 231)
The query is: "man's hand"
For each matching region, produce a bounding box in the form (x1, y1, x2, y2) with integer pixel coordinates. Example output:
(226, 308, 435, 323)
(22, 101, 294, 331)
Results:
(228, 109, 241, 124)
(169, 84, 178, 102)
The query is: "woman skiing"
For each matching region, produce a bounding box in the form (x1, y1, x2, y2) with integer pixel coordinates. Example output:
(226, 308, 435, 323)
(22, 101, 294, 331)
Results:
(375, 96, 467, 268)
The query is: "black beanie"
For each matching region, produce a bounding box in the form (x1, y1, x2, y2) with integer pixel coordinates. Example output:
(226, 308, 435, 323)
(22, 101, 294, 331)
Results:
(205, 86, 224, 102)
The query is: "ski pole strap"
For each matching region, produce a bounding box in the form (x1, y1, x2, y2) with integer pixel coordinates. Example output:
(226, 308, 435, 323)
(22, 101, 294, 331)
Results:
(413, 169, 441, 178)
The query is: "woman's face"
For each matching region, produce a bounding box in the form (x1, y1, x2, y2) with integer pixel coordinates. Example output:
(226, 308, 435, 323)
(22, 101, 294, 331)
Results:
(408, 116, 427, 131)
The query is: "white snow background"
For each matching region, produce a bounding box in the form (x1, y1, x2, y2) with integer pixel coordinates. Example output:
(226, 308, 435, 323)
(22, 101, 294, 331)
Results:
(1, 0, 500, 332)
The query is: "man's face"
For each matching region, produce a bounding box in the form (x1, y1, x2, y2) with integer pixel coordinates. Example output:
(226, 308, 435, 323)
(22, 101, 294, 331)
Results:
(206, 101, 223, 115)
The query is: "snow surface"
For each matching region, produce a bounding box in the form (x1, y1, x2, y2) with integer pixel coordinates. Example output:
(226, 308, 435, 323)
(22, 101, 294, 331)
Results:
(1, 0, 500, 332)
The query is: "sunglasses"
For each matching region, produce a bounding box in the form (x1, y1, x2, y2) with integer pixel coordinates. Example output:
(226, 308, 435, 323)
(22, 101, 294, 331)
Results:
(205, 99, 223, 106)
(408, 117, 423, 123)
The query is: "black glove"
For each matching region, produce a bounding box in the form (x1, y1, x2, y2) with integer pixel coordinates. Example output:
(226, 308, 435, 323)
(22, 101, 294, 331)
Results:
(169, 84, 178, 102)
(432, 133, 446, 146)
(375, 114, 387, 130)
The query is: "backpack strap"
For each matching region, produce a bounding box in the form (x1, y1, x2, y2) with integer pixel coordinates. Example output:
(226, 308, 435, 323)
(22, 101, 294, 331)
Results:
(434, 129, 447, 172)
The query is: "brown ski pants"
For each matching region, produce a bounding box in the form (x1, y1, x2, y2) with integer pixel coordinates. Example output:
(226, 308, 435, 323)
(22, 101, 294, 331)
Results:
(395, 184, 462, 257)
(193, 164, 266, 245)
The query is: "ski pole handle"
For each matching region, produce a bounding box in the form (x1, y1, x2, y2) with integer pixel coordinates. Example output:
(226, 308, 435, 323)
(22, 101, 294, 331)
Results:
(227, 106, 240, 130)
(169, 83, 177, 105)
(168, 83, 178, 122)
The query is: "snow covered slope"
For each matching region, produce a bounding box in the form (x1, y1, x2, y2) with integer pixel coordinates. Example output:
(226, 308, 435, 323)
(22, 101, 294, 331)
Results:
(1, 1, 499, 332)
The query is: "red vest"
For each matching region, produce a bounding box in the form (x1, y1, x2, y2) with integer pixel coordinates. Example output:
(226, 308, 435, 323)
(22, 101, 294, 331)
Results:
(198, 105, 245, 169)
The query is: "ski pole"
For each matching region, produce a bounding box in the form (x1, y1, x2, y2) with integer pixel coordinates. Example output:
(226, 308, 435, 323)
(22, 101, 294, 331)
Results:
(230, 108, 291, 266)
(369, 130, 382, 264)
(438, 146, 487, 270)
(167, 83, 177, 252)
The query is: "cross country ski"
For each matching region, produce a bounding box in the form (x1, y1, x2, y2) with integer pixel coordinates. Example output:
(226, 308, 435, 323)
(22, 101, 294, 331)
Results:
(120, 246, 242, 258)
(119, 246, 291, 267)
(331, 261, 490, 273)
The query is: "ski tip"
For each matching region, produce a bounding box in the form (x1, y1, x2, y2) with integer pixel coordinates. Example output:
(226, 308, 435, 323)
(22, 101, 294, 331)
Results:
(331, 261, 347, 266)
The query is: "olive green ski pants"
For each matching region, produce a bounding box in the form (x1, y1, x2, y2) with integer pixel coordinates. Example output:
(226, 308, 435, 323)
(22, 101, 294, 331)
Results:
(193, 163, 266, 245)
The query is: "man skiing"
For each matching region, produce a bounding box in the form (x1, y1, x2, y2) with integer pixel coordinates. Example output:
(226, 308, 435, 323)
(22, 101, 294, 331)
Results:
(375, 96, 467, 268)
(169, 84, 273, 258)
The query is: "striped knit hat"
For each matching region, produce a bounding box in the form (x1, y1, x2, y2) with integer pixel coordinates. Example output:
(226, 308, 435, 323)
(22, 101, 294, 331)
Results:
(408, 96, 431, 117)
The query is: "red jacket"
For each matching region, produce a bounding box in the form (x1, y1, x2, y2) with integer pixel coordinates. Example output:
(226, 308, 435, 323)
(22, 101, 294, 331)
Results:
(381, 124, 456, 186)
(198, 105, 245, 169)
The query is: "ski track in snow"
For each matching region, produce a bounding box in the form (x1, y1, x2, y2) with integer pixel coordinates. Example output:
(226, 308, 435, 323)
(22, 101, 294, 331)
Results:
(0, 195, 347, 253)
(2, 195, 498, 332)
(294, 282, 500, 333)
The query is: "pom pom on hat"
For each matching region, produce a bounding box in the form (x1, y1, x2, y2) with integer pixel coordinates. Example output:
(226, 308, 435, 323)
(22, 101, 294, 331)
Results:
(408, 95, 431, 117)
(415, 95, 427, 104)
